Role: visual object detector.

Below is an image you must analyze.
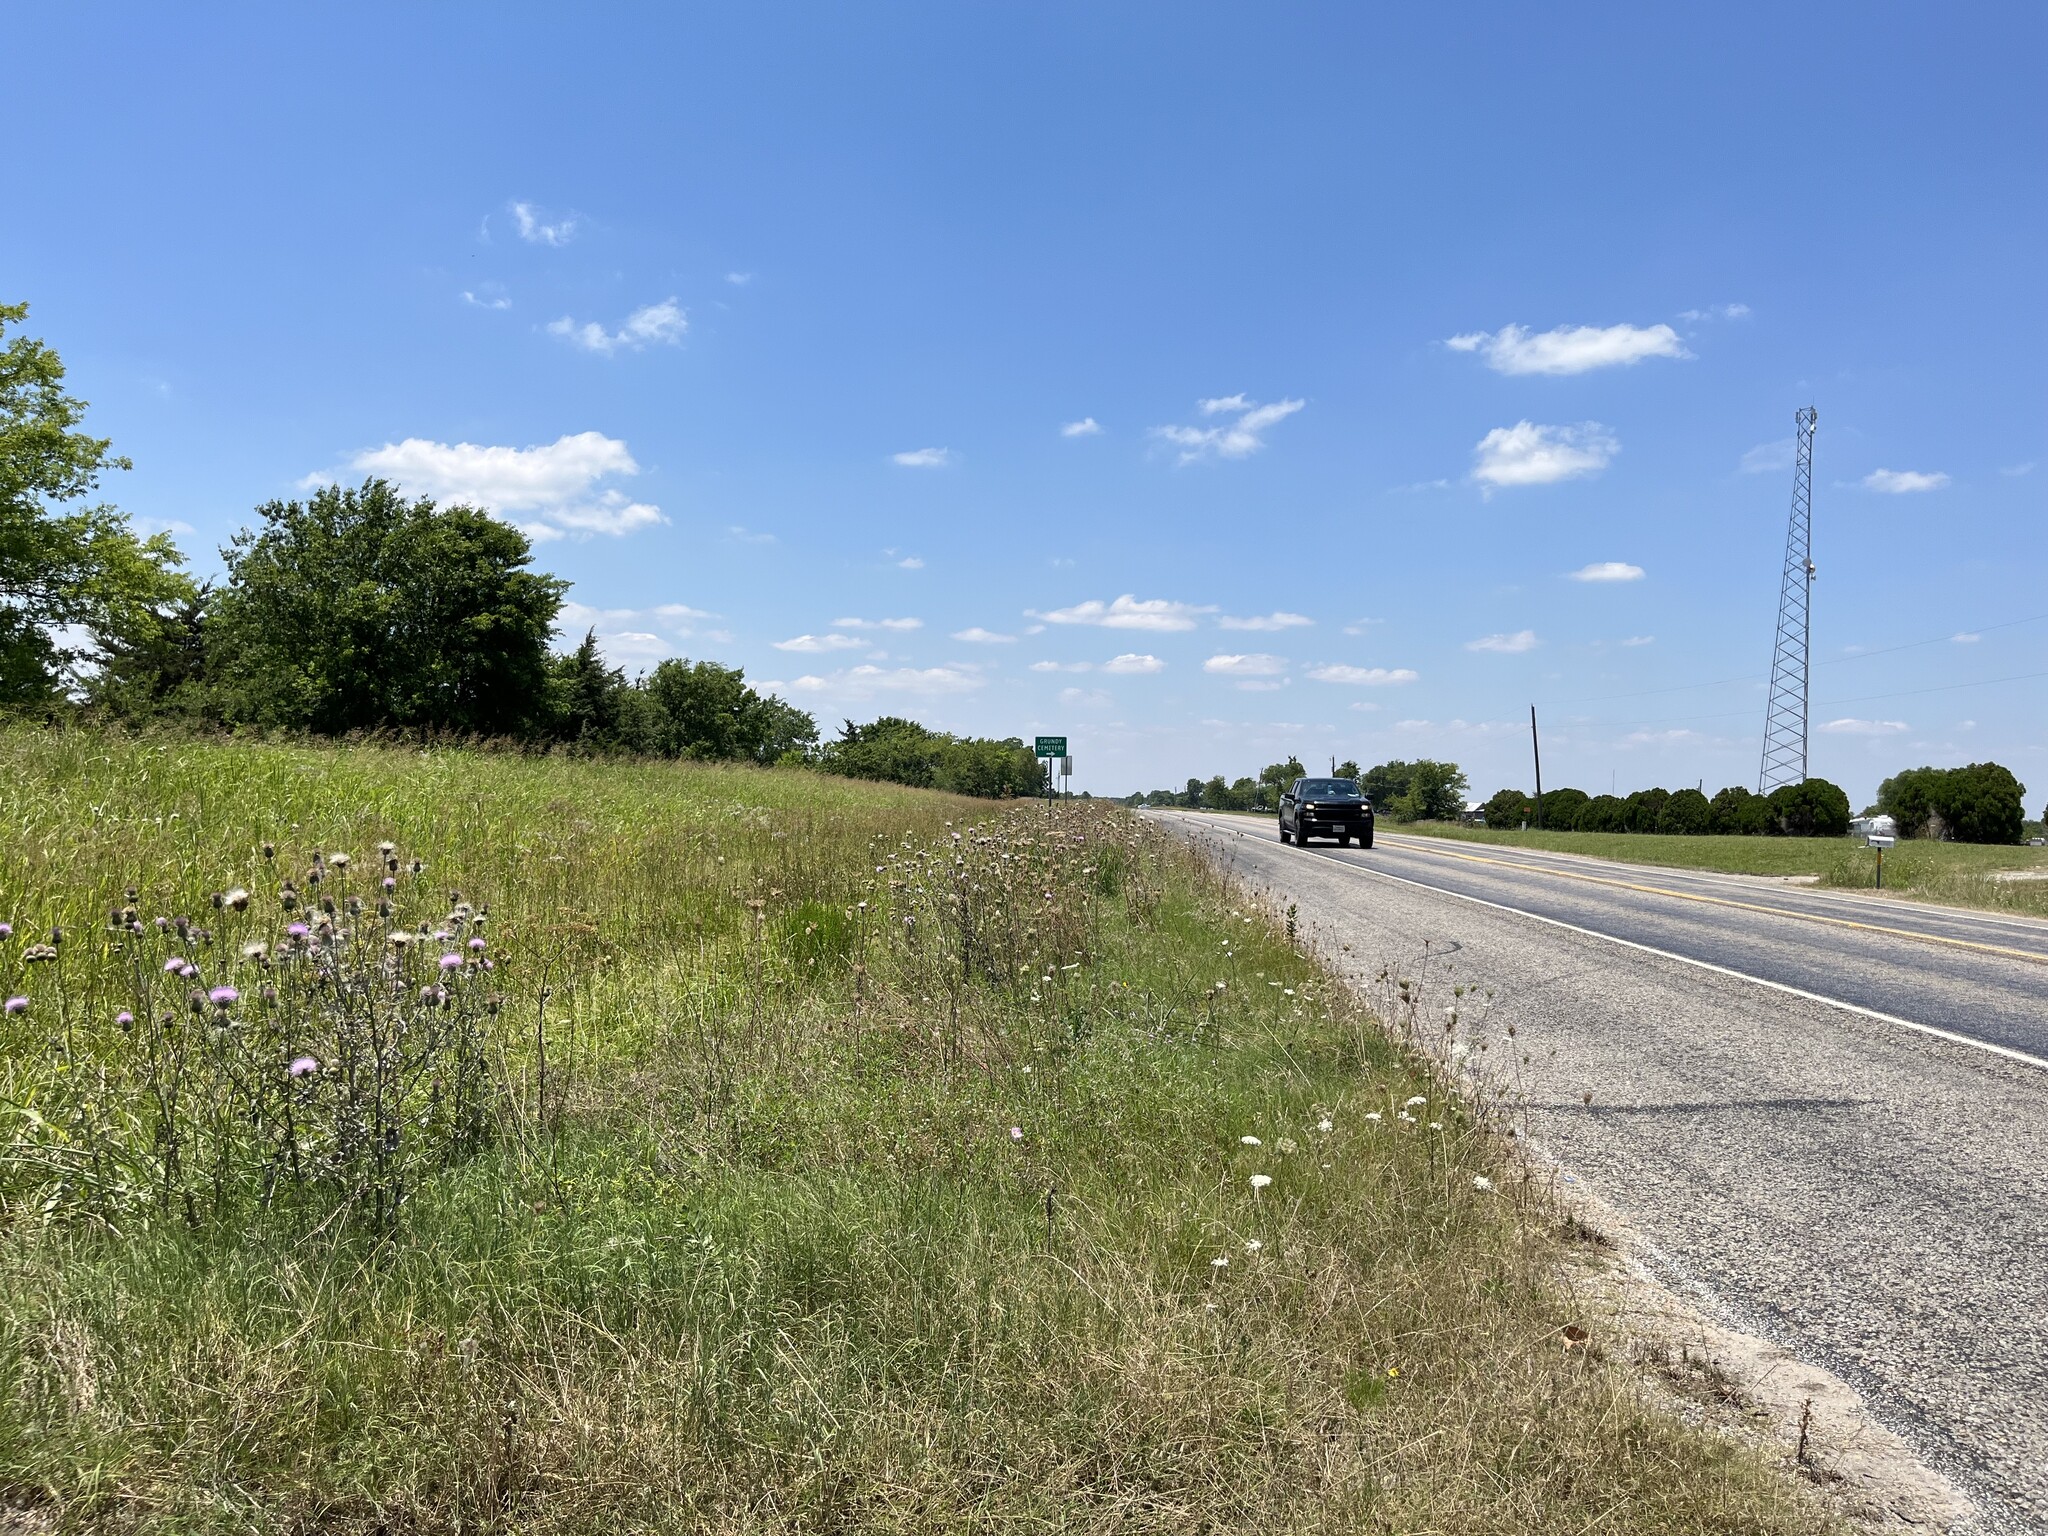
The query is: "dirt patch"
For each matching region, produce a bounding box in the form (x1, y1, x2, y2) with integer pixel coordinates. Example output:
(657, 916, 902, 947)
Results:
(1538, 1164, 1976, 1532)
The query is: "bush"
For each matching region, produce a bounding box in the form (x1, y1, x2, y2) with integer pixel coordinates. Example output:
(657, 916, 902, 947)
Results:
(1574, 795, 1630, 833)
(1768, 777, 1851, 837)
(1480, 788, 1531, 828)
(1710, 786, 1775, 836)
(1656, 788, 1714, 835)
(1877, 762, 2028, 844)
(1535, 787, 1589, 829)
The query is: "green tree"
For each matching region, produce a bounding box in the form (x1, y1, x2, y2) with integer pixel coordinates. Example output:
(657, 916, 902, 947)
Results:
(1710, 785, 1774, 835)
(1876, 763, 2026, 843)
(1388, 759, 1468, 822)
(1480, 788, 1531, 828)
(1575, 794, 1630, 833)
(1536, 787, 1589, 829)
(1768, 777, 1851, 836)
(1184, 777, 1205, 808)
(1358, 760, 1413, 808)
(210, 479, 564, 736)
(1229, 775, 1258, 808)
(1656, 787, 1714, 835)
(1204, 773, 1232, 810)
(0, 302, 192, 709)
(1624, 787, 1670, 833)
(84, 582, 213, 720)
(549, 629, 631, 749)
(1874, 767, 1945, 838)
(1334, 759, 1361, 780)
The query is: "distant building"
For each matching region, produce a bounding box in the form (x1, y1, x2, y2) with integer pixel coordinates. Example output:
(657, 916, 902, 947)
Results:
(1459, 800, 1487, 825)
(1850, 814, 1898, 838)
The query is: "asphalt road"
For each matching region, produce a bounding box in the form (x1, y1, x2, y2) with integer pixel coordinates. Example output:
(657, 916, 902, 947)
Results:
(1155, 812, 2048, 1531)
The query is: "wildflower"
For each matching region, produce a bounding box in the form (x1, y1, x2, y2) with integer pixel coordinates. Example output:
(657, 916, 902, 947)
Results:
(4, 997, 25, 1015)
(1248, 1174, 1272, 1190)
(1243, 1238, 1263, 1254)
(209, 986, 239, 1007)
(224, 887, 250, 911)
(23, 944, 57, 964)
(1240, 1135, 1262, 1147)
(1276, 1137, 1297, 1155)
(289, 1055, 319, 1077)
(1397, 1112, 1415, 1124)
(261, 842, 275, 860)
(439, 953, 462, 971)
(420, 985, 442, 1005)
(1316, 1118, 1333, 1133)
(116, 1011, 134, 1029)
(468, 936, 485, 952)
(287, 922, 309, 939)
(0, 923, 10, 938)
(1472, 1175, 1494, 1192)
(1009, 1126, 1023, 1142)
(383, 877, 397, 893)
(1428, 1121, 1443, 1131)
(1210, 1256, 1229, 1269)
(329, 854, 351, 871)
(1282, 987, 1295, 997)
(242, 942, 268, 960)
(389, 930, 413, 949)
(1363, 1111, 1382, 1122)
(178, 963, 197, 979)
(378, 841, 396, 855)
(1404, 1095, 1427, 1108)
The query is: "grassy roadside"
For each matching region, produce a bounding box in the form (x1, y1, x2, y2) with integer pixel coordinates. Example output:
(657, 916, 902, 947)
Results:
(0, 731, 1836, 1533)
(1380, 820, 2048, 918)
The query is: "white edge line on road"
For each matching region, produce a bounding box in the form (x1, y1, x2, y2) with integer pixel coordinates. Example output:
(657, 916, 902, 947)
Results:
(1159, 816, 2048, 1076)
(1321, 852, 2048, 1074)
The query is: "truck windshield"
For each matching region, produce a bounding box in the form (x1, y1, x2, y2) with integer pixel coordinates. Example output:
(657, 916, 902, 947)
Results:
(1299, 779, 1361, 799)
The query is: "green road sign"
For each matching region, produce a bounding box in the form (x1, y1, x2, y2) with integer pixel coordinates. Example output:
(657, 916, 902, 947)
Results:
(1034, 735, 1067, 758)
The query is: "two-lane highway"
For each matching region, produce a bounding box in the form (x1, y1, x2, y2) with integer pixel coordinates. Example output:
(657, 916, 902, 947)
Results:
(1157, 811, 2048, 1530)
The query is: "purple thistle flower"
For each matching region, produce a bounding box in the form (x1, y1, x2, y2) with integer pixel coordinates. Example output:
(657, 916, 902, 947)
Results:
(382, 876, 397, 892)
(209, 986, 239, 1007)
(0, 923, 12, 939)
(287, 922, 309, 938)
(468, 937, 485, 952)
(178, 963, 198, 979)
(116, 1010, 134, 1028)
(5, 997, 27, 1015)
(163, 957, 186, 973)
(288, 1055, 319, 1077)
(439, 953, 462, 970)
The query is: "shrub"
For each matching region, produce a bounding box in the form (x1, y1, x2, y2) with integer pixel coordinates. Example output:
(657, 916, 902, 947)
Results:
(1768, 777, 1851, 837)
(1656, 788, 1714, 835)
(1535, 787, 1589, 829)
(1574, 795, 1631, 833)
(1710, 786, 1775, 836)
(1877, 762, 2028, 844)
(1623, 787, 1670, 833)
(1480, 788, 1531, 828)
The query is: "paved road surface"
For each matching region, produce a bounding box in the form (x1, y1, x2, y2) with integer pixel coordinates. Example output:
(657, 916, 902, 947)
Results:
(1155, 812, 2048, 1531)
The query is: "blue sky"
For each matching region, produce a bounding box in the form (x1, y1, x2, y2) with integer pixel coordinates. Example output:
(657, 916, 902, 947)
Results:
(10, 5, 2044, 806)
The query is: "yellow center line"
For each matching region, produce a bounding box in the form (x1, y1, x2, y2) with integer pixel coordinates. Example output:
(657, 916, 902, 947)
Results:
(1365, 837, 2048, 967)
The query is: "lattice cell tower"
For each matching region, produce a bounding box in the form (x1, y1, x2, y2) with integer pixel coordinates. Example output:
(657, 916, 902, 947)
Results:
(1758, 406, 1818, 793)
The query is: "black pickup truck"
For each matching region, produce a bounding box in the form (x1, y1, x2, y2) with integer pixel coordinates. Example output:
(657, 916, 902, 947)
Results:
(1278, 777, 1374, 848)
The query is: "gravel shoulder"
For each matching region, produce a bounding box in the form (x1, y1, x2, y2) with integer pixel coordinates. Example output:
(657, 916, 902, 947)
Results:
(1155, 810, 2048, 1533)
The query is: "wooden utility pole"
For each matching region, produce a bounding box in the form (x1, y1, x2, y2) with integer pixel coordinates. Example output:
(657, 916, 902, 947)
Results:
(1530, 705, 1545, 829)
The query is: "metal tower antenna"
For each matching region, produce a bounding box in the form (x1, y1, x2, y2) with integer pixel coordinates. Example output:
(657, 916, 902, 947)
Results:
(1759, 406, 1818, 793)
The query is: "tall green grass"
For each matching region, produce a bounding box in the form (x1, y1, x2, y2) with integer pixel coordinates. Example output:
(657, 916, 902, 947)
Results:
(0, 730, 1834, 1532)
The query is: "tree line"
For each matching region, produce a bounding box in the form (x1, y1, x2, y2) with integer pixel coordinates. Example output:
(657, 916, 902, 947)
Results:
(1131, 758, 1471, 822)
(1476, 781, 1854, 838)
(2, 303, 1041, 797)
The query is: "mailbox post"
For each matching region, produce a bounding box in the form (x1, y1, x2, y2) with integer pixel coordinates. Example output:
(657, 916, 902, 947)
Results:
(1866, 832, 1894, 889)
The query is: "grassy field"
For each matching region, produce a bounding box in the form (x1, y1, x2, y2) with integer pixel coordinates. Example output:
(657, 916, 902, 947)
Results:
(1390, 820, 2048, 916)
(0, 730, 1837, 1533)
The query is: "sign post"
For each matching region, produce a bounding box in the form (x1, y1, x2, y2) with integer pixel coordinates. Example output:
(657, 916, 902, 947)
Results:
(1035, 736, 1067, 820)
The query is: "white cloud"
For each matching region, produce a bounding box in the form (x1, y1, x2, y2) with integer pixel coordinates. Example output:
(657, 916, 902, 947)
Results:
(1863, 468, 1949, 494)
(1219, 611, 1313, 632)
(892, 447, 954, 468)
(1386, 478, 1454, 494)
(1152, 396, 1305, 464)
(1102, 653, 1164, 674)
(1568, 561, 1645, 583)
(1741, 439, 1795, 474)
(2003, 462, 2036, 477)
(728, 525, 776, 545)
(832, 616, 922, 632)
(1465, 630, 1540, 654)
(774, 633, 867, 653)
(1204, 653, 1287, 677)
(1030, 594, 1215, 631)
(1623, 634, 1656, 647)
(340, 431, 663, 543)
(1677, 303, 1750, 322)
(1472, 422, 1617, 489)
(547, 298, 686, 355)
(461, 286, 511, 311)
(897, 555, 925, 570)
(509, 201, 578, 246)
(555, 600, 718, 669)
(1029, 660, 1091, 673)
(1951, 632, 1981, 644)
(765, 665, 984, 703)
(1235, 680, 1288, 692)
(1820, 718, 1910, 735)
(1061, 418, 1103, 437)
(1341, 618, 1383, 637)
(1059, 687, 1113, 708)
(951, 627, 1016, 644)
(1445, 323, 1687, 376)
(135, 516, 196, 537)
(1306, 664, 1419, 685)
(725, 272, 753, 286)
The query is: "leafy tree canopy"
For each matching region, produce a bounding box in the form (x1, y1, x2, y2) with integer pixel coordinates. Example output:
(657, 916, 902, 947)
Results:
(0, 301, 191, 708)
(1767, 777, 1851, 837)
